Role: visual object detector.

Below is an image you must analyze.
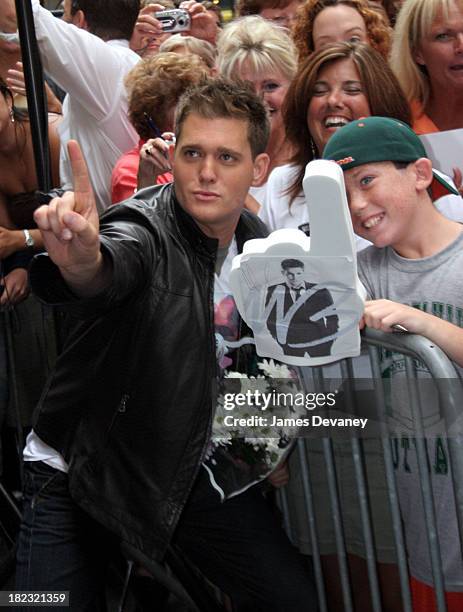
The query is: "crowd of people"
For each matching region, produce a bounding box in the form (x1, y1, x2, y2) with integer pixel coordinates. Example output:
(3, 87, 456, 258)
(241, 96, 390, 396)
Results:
(1, 0, 463, 610)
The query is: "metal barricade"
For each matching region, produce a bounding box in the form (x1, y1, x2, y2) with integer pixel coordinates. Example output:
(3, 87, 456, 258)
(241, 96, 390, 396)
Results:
(279, 327, 463, 612)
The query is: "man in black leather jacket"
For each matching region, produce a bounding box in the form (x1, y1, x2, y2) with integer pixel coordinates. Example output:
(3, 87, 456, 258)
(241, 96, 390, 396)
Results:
(16, 79, 318, 611)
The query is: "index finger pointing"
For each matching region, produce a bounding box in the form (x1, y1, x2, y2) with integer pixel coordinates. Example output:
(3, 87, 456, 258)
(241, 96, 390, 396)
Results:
(67, 140, 96, 217)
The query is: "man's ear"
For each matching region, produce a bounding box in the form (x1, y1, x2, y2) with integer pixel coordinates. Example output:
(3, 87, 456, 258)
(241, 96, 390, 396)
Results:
(251, 153, 270, 187)
(73, 10, 87, 30)
(413, 157, 434, 191)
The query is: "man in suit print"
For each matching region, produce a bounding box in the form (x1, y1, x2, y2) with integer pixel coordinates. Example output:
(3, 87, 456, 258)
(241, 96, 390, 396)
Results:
(266, 258, 339, 357)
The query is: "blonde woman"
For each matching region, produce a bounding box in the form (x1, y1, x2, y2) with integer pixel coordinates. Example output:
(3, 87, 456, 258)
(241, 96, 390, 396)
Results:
(217, 15, 297, 209)
(391, 0, 463, 134)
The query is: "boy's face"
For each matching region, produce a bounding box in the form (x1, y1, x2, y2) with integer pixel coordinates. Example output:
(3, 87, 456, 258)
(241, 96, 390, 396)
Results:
(344, 161, 422, 249)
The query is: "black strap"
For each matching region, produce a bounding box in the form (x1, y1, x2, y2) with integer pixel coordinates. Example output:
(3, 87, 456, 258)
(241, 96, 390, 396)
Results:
(15, 0, 52, 192)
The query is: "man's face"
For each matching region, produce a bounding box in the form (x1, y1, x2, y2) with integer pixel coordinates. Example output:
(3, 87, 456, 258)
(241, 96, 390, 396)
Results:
(344, 161, 423, 251)
(283, 267, 305, 288)
(171, 113, 268, 239)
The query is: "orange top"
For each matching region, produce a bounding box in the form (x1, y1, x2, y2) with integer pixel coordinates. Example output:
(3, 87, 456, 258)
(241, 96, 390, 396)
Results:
(410, 100, 439, 135)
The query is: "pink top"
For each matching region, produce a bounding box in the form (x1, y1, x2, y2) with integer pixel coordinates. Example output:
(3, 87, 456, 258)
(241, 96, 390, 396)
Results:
(111, 139, 173, 204)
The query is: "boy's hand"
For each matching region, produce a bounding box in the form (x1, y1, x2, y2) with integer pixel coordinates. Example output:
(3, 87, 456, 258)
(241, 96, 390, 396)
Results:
(364, 299, 463, 368)
(363, 299, 429, 335)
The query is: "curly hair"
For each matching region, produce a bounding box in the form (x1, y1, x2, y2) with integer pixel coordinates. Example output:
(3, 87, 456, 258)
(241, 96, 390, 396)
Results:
(125, 53, 210, 140)
(292, 0, 391, 61)
(283, 42, 411, 203)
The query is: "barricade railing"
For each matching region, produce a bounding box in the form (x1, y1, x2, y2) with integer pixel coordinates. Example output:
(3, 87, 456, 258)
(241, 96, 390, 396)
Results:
(279, 327, 463, 612)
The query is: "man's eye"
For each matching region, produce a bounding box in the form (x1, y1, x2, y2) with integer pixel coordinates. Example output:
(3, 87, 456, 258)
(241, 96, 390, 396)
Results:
(348, 35, 362, 43)
(220, 153, 235, 162)
(184, 149, 200, 158)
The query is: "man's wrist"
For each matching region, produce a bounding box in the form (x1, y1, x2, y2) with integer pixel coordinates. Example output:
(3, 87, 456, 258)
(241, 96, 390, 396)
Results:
(60, 252, 112, 298)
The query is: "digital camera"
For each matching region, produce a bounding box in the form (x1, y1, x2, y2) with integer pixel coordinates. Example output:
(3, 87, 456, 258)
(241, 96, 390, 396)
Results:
(155, 9, 191, 33)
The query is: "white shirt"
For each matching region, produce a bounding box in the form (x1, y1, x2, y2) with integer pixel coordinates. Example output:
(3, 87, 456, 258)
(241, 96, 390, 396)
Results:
(31, 0, 140, 212)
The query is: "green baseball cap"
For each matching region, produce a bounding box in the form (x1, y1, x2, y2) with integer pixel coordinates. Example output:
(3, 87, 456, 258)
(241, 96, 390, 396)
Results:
(322, 116, 458, 198)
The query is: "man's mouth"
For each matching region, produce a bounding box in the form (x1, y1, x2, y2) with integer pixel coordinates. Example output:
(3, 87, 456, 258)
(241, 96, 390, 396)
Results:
(324, 116, 350, 129)
(450, 64, 463, 71)
(362, 213, 385, 229)
(194, 191, 220, 200)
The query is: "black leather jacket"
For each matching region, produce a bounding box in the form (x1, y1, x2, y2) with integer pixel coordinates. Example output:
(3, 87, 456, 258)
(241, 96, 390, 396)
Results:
(29, 183, 267, 562)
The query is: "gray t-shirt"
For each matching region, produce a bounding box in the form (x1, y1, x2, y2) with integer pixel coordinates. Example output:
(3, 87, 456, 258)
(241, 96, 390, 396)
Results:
(357, 231, 463, 590)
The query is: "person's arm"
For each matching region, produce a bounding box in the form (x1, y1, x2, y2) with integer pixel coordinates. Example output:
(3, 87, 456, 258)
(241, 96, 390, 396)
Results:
(7, 61, 62, 114)
(363, 299, 463, 367)
(29, 0, 138, 120)
(33, 140, 109, 298)
(0, 268, 29, 306)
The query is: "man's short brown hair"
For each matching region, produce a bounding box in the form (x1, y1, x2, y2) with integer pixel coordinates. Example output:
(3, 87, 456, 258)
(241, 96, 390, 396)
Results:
(175, 78, 270, 159)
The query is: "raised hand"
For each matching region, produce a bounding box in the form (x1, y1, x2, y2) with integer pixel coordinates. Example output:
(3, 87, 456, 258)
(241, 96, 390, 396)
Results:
(130, 3, 164, 54)
(179, 0, 219, 44)
(138, 134, 173, 190)
(33, 141, 107, 296)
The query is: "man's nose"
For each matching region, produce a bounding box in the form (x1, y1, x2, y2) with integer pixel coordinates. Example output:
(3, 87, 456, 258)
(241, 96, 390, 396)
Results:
(199, 156, 217, 182)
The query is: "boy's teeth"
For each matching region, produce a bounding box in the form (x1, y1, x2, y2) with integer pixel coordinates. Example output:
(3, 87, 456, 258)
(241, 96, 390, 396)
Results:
(363, 214, 383, 229)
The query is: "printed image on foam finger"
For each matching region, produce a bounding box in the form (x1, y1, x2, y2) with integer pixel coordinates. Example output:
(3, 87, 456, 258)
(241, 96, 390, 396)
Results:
(230, 160, 367, 366)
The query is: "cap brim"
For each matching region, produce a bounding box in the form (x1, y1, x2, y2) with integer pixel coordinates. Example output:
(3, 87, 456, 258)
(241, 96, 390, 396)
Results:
(431, 169, 459, 200)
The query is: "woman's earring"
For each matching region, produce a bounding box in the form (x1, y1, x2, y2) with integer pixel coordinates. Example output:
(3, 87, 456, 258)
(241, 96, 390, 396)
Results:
(9, 108, 14, 123)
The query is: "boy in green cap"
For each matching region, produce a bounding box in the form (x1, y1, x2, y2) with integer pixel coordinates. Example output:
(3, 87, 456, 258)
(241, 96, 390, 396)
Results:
(323, 116, 463, 607)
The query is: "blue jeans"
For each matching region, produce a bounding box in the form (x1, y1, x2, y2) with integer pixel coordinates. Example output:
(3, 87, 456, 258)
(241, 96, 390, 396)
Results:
(17, 462, 318, 611)
(16, 461, 115, 611)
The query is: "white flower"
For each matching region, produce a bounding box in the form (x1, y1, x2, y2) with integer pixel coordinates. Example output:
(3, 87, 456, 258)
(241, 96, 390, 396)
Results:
(225, 371, 248, 379)
(258, 359, 293, 379)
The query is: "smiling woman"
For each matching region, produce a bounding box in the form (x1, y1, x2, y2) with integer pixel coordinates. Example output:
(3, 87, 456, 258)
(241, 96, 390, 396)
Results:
(391, 0, 463, 133)
(259, 41, 410, 226)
